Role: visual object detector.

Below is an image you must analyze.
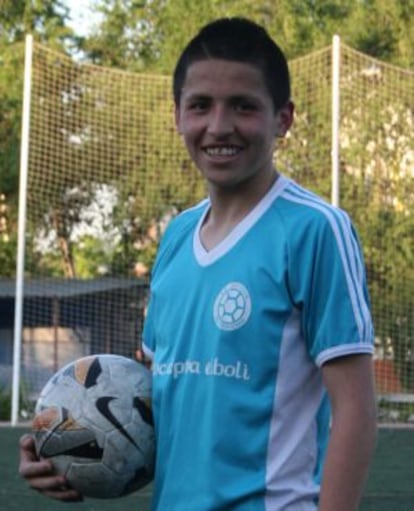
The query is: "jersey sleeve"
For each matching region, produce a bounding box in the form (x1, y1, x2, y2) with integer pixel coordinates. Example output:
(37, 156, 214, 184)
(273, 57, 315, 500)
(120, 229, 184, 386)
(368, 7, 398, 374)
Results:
(289, 207, 374, 366)
(141, 229, 170, 359)
(140, 227, 169, 360)
(140, 211, 187, 359)
(142, 295, 155, 360)
(140, 201, 208, 360)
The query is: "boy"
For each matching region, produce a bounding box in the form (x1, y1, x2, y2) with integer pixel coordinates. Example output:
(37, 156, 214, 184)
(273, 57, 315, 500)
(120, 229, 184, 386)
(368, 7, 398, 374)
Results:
(19, 17, 377, 511)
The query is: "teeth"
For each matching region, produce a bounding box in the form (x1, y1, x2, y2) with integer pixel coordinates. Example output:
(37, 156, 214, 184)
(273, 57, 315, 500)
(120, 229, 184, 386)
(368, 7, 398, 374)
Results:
(205, 147, 239, 156)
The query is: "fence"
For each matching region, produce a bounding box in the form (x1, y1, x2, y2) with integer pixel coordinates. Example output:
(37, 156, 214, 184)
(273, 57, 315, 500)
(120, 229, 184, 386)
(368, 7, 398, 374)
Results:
(8, 35, 414, 423)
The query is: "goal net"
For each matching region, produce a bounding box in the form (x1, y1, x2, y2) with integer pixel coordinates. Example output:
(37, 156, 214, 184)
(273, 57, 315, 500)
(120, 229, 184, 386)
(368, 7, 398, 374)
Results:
(11, 37, 414, 421)
(285, 44, 414, 421)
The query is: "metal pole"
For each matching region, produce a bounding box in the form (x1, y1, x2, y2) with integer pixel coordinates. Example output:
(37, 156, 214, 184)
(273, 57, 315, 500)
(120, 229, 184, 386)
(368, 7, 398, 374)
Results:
(331, 34, 341, 207)
(52, 297, 60, 373)
(11, 34, 33, 425)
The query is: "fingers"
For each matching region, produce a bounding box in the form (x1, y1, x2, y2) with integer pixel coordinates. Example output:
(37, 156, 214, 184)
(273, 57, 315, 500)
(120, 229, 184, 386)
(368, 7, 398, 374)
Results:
(19, 434, 54, 477)
(18, 434, 84, 502)
(19, 433, 37, 456)
(136, 348, 153, 370)
(41, 488, 84, 502)
(31, 475, 84, 502)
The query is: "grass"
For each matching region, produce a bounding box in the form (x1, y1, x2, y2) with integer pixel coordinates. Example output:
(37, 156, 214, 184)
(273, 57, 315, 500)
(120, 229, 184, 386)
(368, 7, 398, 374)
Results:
(362, 427, 414, 511)
(1, 425, 414, 510)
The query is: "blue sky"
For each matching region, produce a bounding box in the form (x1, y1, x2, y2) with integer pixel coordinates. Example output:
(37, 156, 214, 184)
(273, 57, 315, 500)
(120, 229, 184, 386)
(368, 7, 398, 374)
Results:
(62, 0, 101, 36)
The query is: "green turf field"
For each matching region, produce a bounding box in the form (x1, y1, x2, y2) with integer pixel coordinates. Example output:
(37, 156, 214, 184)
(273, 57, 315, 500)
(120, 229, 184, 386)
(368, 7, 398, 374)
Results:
(1, 426, 413, 511)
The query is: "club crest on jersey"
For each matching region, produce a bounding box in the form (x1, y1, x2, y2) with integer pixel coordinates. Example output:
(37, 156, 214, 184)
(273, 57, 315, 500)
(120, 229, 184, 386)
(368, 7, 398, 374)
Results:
(213, 282, 251, 331)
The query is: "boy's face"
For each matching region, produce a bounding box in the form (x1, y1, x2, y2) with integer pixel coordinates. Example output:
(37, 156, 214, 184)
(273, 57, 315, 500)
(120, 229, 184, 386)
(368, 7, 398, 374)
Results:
(175, 59, 293, 191)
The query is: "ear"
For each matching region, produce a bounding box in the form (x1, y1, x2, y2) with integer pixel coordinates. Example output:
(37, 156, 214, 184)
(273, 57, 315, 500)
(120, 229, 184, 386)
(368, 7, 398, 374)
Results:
(174, 104, 182, 133)
(274, 101, 294, 138)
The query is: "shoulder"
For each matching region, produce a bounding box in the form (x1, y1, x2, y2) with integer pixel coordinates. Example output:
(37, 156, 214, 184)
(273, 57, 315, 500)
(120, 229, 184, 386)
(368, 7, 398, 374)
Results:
(279, 179, 350, 224)
(161, 199, 209, 243)
(152, 199, 208, 272)
(277, 178, 355, 244)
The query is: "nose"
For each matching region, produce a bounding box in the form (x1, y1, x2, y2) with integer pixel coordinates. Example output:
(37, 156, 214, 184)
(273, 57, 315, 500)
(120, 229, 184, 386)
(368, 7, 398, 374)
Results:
(207, 105, 234, 137)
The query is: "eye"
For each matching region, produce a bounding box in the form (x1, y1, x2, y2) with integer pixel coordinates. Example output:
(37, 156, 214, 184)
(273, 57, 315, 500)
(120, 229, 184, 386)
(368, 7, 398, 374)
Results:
(187, 98, 210, 112)
(233, 99, 258, 113)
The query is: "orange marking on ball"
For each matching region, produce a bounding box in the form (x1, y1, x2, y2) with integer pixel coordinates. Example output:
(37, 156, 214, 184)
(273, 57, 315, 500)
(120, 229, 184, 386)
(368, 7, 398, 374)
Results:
(32, 407, 60, 431)
(74, 356, 96, 384)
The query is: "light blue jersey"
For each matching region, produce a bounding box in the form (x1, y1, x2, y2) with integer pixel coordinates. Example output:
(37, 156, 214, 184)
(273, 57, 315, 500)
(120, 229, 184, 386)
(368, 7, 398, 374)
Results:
(143, 175, 374, 511)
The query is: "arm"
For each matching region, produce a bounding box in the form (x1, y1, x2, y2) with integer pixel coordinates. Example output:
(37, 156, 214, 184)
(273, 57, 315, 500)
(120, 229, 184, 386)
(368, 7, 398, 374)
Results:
(19, 434, 83, 502)
(318, 354, 377, 511)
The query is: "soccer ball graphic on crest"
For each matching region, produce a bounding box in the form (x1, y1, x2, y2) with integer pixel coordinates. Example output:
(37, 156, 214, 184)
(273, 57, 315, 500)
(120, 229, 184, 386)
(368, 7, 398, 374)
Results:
(214, 282, 251, 331)
(32, 354, 155, 499)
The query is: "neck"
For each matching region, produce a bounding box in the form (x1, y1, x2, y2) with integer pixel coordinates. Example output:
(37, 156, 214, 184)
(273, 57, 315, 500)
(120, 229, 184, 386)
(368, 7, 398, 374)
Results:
(200, 170, 279, 251)
(207, 169, 279, 223)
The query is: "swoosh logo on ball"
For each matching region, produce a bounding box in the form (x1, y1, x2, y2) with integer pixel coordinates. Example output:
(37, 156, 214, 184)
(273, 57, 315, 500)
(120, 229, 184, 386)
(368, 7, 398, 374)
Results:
(95, 396, 140, 449)
(133, 396, 154, 426)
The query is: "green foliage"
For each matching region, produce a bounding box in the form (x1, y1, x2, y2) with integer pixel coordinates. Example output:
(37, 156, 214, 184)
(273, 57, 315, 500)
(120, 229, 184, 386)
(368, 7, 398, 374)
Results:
(0, 387, 12, 421)
(0, 0, 76, 277)
(80, 0, 158, 72)
(0, 235, 17, 276)
(83, 0, 414, 72)
(1, 0, 413, 279)
(339, 78, 414, 390)
(0, 42, 24, 206)
(377, 398, 414, 423)
(0, 383, 34, 421)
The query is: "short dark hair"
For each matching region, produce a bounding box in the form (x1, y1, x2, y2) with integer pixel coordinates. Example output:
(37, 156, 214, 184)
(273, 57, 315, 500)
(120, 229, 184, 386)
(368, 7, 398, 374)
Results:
(173, 17, 291, 112)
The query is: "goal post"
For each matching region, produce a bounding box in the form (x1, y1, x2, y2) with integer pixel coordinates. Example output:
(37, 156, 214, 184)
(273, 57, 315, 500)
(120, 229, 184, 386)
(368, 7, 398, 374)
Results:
(11, 34, 33, 426)
(9, 35, 414, 424)
(331, 34, 341, 208)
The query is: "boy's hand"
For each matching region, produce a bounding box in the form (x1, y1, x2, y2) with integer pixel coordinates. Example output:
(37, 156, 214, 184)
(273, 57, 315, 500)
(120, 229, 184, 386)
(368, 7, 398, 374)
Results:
(19, 434, 84, 502)
(136, 347, 153, 370)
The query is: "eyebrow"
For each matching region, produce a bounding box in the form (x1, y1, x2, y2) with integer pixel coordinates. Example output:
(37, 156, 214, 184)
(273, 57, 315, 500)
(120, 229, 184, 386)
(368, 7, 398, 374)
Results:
(182, 92, 262, 104)
(229, 95, 260, 104)
(183, 93, 210, 101)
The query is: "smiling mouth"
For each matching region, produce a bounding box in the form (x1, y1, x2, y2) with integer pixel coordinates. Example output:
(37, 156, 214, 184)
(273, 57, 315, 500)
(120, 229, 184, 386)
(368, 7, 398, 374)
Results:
(204, 146, 242, 157)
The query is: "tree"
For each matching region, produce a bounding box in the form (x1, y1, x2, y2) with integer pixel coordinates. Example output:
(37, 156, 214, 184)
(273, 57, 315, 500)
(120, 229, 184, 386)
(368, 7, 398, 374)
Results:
(82, 0, 414, 73)
(339, 66, 414, 390)
(79, 0, 159, 72)
(2, 0, 413, 285)
(0, 0, 75, 277)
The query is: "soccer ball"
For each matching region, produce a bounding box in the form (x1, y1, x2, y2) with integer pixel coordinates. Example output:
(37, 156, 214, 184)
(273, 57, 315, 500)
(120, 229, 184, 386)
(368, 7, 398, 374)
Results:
(32, 354, 155, 499)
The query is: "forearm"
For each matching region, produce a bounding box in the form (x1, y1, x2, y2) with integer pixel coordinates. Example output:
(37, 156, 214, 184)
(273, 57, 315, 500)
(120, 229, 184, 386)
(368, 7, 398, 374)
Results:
(319, 354, 377, 511)
(318, 399, 377, 511)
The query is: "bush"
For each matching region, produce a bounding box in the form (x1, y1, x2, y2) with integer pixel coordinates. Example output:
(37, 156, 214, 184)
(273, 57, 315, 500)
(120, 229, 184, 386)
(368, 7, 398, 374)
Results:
(0, 384, 35, 421)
